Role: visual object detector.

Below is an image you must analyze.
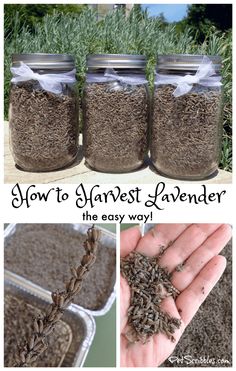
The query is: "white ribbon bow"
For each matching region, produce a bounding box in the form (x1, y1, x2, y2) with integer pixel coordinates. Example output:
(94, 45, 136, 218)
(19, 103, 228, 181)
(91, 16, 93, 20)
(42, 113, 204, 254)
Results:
(86, 68, 148, 85)
(11, 62, 76, 94)
(155, 56, 222, 97)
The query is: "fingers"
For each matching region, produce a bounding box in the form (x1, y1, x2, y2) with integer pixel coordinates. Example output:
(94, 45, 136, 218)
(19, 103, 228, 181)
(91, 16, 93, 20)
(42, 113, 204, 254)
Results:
(120, 226, 141, 257)
(171, 224, 232, 291)
(135, 224, 191, 256)
(120, 276, 130, 332)
(159, 224, 222, 272)
(120, 227, 141, 331)
(176, 255, 226, 326)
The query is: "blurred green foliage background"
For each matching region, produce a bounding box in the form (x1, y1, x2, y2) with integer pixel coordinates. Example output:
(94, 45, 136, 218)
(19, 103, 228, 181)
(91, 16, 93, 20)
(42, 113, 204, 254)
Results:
(4, 4, 232, 171)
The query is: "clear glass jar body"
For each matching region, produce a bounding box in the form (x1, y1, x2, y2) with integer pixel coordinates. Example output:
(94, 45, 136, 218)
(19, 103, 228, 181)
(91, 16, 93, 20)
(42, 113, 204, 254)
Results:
(9, 72, 78, 172)
(83, 70, 149, 173)
(151, 82, 223, 180)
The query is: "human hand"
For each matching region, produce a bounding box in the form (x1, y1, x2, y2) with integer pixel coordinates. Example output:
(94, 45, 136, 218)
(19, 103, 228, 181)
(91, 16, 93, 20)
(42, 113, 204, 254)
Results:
(120, 224, 232, 367)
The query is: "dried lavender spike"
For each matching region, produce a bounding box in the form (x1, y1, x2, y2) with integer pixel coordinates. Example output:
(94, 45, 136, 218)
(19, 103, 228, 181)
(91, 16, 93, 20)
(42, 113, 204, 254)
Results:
(12, 225, 101, 367)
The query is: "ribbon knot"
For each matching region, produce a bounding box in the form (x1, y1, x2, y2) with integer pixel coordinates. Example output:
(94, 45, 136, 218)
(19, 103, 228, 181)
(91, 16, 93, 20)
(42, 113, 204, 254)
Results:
(155, 56, 222, 97)
(11, 62, 76, 94)
(181, 74, 199, 84)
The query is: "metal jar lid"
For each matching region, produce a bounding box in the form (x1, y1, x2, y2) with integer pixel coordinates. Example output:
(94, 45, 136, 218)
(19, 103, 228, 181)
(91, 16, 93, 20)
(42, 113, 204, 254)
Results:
(157, 54, 221, 72)
(12, 53, 75, 70)
(87, 54, 146, 69)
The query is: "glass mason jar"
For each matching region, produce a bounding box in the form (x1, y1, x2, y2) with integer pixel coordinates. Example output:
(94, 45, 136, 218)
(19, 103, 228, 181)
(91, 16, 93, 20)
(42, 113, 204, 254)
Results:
(151, 54, 223, 180)
(9, 54, 78, 172)
(83, 54, 149, 173)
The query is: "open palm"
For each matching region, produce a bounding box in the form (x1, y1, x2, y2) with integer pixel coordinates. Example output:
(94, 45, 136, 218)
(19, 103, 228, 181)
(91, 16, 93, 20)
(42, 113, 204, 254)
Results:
(120, 224, 231, 367)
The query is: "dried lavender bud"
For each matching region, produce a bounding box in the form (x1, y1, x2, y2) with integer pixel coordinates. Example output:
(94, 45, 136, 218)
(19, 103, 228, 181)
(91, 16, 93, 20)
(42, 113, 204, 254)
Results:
(58, 295, 65, 308)
(83, 240, 93, 253)
(67, 277, 76, 292)
(51, 292, 59, 305)
(28, 336, 35, 350)
(33, 320, 39, 333)
(121, 251, 181, 344)
(83, 82, 149, 172)
(91, 228, 102, 244)
(81, 255, 90, 266)
(48, 306, 58, 320)
(151, 85, 222, 179)
(38, 320, 44, 334)
(73, 280, 82, 293)
(175, 263, 185, 272)
(9, 81, 78, 172)
(81, 254, 96, 266)
(20, 352, 26, 363)
(70, 266, 78, 278)
(76, 266, 87, 278)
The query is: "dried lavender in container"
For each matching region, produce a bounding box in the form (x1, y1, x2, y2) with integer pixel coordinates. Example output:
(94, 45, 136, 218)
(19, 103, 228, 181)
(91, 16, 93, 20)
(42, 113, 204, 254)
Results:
(4, 224, 116, 313)
(83, 54, 149, 173)
(5, 292, 73, 367)
(9, 54, 78, 172)
(151, 54, 223, 180)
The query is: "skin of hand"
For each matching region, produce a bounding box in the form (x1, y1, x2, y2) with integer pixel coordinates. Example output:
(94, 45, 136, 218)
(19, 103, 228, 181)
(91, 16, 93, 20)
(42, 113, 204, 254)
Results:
(120, 223, 232, 367)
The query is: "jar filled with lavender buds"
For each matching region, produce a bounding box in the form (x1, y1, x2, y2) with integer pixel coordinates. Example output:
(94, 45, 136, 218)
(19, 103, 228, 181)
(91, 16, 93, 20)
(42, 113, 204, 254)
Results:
(83, 54, 149, 173)
(9, 54, 78, 172)
(151, 54, 223, 180)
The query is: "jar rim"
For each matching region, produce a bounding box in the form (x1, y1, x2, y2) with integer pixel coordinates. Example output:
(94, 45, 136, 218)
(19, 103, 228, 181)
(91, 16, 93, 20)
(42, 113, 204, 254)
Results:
(87, 54, 146, 69)
(157, 54, 221, 72)
(12, 53, 75, 70)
